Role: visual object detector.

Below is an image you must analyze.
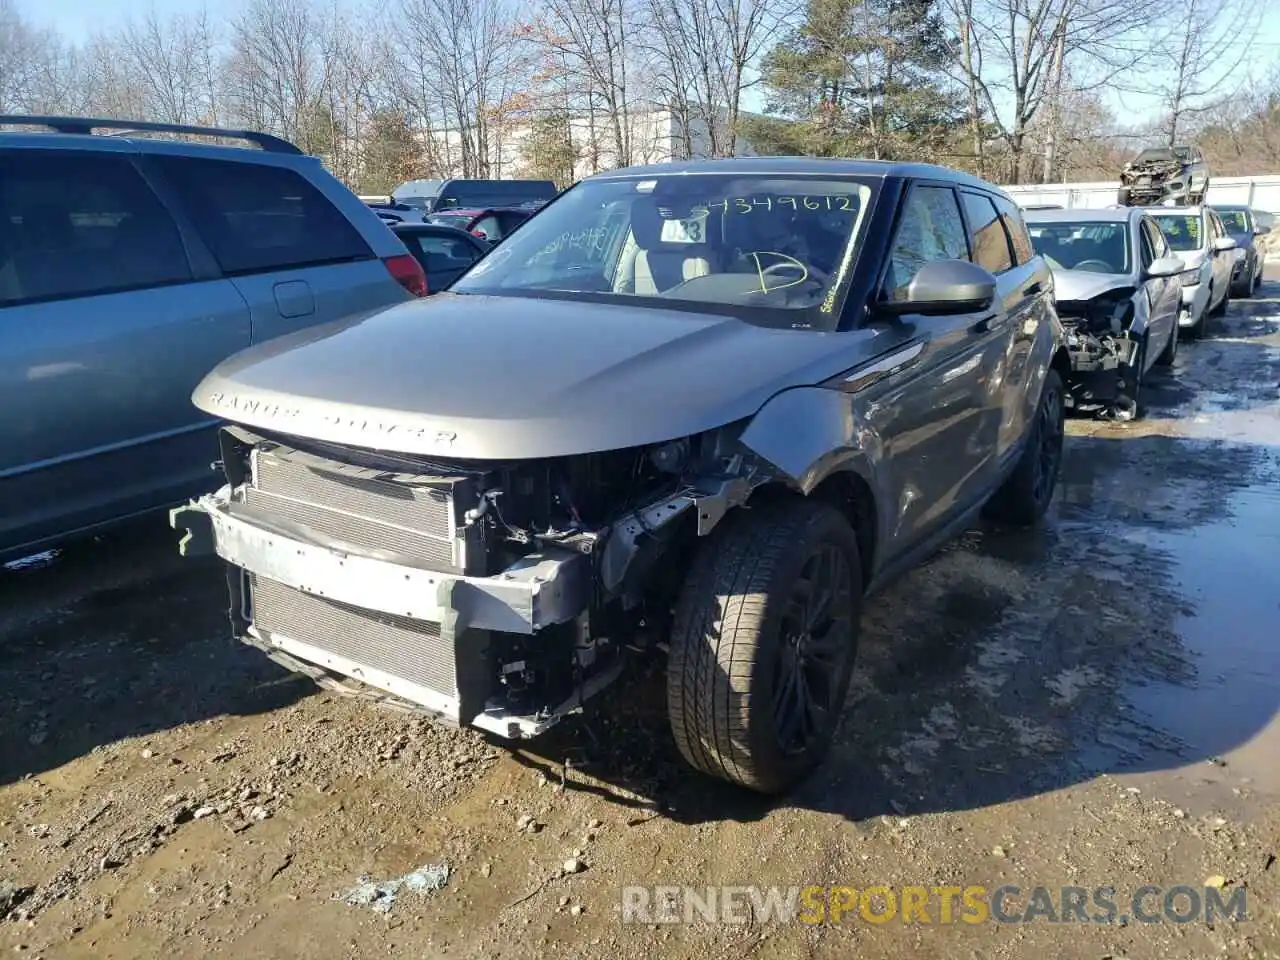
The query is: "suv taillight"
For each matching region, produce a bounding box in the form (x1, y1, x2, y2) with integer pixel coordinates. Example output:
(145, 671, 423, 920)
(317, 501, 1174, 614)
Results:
(383, 254, 428, 297)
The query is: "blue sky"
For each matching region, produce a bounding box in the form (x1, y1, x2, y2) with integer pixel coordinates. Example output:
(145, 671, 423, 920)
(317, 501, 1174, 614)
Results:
(23, 0, 1280, 126)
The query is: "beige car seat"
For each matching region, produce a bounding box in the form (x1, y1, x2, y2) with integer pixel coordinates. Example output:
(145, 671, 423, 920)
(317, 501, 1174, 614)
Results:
(630, 199, 711, 295)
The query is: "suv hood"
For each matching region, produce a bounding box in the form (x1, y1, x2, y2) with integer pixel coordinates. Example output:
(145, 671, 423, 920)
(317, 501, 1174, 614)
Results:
(1051, 270, 1136, 302)
(193, 294, 874, 460)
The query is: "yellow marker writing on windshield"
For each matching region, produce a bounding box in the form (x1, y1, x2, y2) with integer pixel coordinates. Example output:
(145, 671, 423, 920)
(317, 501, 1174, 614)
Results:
(749, 252, 810, 294)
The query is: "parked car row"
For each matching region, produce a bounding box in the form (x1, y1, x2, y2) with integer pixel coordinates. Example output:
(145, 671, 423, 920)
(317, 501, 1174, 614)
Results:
(1, 114, 1262, 796)
(1018, 199, 1270, 421)
(389, 178, 558, 214)
(356, 184, 555, 287)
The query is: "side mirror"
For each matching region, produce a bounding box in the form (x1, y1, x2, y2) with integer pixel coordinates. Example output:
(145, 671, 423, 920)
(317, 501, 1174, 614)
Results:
(876, 259, 998, 316)
(1146, 256, 1184, 279)
(1213, 236, 1238, 252)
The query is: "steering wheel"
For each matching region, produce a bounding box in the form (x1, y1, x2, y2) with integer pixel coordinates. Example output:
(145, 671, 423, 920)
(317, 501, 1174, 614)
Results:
(1072, 259, 1115, 273)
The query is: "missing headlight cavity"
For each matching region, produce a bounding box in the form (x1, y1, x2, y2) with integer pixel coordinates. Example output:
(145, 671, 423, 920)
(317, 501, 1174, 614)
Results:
(1055, 290, 1142, 418)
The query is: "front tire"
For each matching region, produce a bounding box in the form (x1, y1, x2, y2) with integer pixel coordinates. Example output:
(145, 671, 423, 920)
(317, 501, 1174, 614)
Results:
(667, 500, 862, 794)
(1113, 333, 1148, 421)
(984, 369, 1065, 526)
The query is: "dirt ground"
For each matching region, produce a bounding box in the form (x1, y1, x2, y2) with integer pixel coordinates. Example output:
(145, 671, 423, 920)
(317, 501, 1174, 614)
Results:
(3, 272, 1279, 960)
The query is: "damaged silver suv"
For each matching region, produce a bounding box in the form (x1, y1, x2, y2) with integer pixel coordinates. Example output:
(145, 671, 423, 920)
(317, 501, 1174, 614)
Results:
(172, 159, 1071, 794)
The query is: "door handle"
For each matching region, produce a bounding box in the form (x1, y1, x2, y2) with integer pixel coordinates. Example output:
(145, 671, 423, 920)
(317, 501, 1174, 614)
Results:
(1023, 281, 1042, 296)
(970, 313, 999, 334)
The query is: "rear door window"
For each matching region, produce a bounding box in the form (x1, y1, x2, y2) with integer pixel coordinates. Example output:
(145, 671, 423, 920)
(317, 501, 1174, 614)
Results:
(496, 211, 530, 236)
(153, 157, 372, 276)
(960, 192, 1014, 274)
(409, 233, 484, 273)
(0, 149, 193, 306)
(991, 194, 1036, 265)
(471, 214, 501, 240)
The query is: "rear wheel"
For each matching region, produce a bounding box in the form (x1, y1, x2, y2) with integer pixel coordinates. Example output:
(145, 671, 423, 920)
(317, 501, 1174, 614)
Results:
(984, 369, 1065, 526)
(1117, 187, 1131, 206)
(667, 500, 862, 794)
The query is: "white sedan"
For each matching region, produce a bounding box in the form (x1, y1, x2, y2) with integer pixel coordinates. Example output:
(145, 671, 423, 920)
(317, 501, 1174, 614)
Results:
(1148, 206, 1237, 337)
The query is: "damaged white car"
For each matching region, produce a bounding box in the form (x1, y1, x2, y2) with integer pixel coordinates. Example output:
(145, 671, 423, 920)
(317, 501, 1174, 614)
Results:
(1117, 145, 1209, 207)
(1025, 208, 1183, 420)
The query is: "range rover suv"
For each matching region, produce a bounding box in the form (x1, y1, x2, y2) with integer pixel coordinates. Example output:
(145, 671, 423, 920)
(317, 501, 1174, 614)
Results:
(172, 158, 1070, 794)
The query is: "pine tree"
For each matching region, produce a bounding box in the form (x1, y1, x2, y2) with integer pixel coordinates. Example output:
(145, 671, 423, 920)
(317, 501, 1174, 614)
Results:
(746, 0, 964, 161)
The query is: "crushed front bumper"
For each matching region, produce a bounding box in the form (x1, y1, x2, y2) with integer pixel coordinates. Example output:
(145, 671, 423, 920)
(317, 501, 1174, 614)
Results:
(1060, 327, 1141, 410)
(171, 487, 599, 738)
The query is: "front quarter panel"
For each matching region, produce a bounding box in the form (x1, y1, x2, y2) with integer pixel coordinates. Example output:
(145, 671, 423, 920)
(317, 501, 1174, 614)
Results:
(738, 383, 886, 499)
(1012, 271, 1063, 451)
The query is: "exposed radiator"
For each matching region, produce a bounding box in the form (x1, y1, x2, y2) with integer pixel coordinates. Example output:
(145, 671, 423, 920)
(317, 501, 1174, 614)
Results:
(250, 573, 457, 697)
(245, 447, 461, 571)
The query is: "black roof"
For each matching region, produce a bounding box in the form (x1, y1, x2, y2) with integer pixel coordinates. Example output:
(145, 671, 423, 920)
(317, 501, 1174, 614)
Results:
(587, 156, 1004, 194)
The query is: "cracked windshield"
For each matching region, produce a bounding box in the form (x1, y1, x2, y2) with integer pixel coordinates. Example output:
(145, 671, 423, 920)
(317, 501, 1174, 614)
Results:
(454, 176, 873, 325)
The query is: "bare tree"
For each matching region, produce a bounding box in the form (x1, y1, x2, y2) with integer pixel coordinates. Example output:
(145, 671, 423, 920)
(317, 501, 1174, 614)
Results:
(0, 0, 81, 115)
(396, 0, 528, 176)
(1153, 0, 1262, 144)
(115, 8, 219, 126)
(642, 0, 784, 157)
(223, 0, 329, 150)
(314, 6, 386, 184)
(537, 0, 637, 169)
(944, 0, 1164, 182)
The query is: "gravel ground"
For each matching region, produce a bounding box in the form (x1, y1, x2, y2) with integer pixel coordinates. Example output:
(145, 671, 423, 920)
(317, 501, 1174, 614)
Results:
(2, 275, 1278, 959)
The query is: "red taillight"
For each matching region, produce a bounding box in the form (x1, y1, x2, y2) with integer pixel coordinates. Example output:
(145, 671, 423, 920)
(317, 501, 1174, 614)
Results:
(383, 253, 428, 297)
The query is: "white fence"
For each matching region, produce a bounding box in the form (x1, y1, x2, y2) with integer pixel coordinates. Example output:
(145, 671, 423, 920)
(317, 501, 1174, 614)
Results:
(1000, 174, 1280, 214)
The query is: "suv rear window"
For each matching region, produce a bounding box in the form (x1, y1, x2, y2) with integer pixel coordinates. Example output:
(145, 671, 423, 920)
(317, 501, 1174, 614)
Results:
(992, 194, 1036, 265)
(153, 157, 371, 275)
(961, 192, 1014, 274)
(0, 150, 193, 306)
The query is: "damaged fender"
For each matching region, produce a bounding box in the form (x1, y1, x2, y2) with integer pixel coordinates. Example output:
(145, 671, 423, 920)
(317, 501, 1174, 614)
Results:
(738, 383, 884, 502)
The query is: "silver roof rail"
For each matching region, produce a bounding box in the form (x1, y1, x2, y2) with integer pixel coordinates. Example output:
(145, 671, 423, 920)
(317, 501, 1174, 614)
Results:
(0, 115, 302, 155)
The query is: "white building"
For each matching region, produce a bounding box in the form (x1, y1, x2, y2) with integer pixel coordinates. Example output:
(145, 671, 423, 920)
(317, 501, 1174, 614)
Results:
(421, 106, 762, 181)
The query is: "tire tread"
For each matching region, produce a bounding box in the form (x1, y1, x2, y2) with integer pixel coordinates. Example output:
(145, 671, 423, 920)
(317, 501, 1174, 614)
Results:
(667, 500, 858, 792)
